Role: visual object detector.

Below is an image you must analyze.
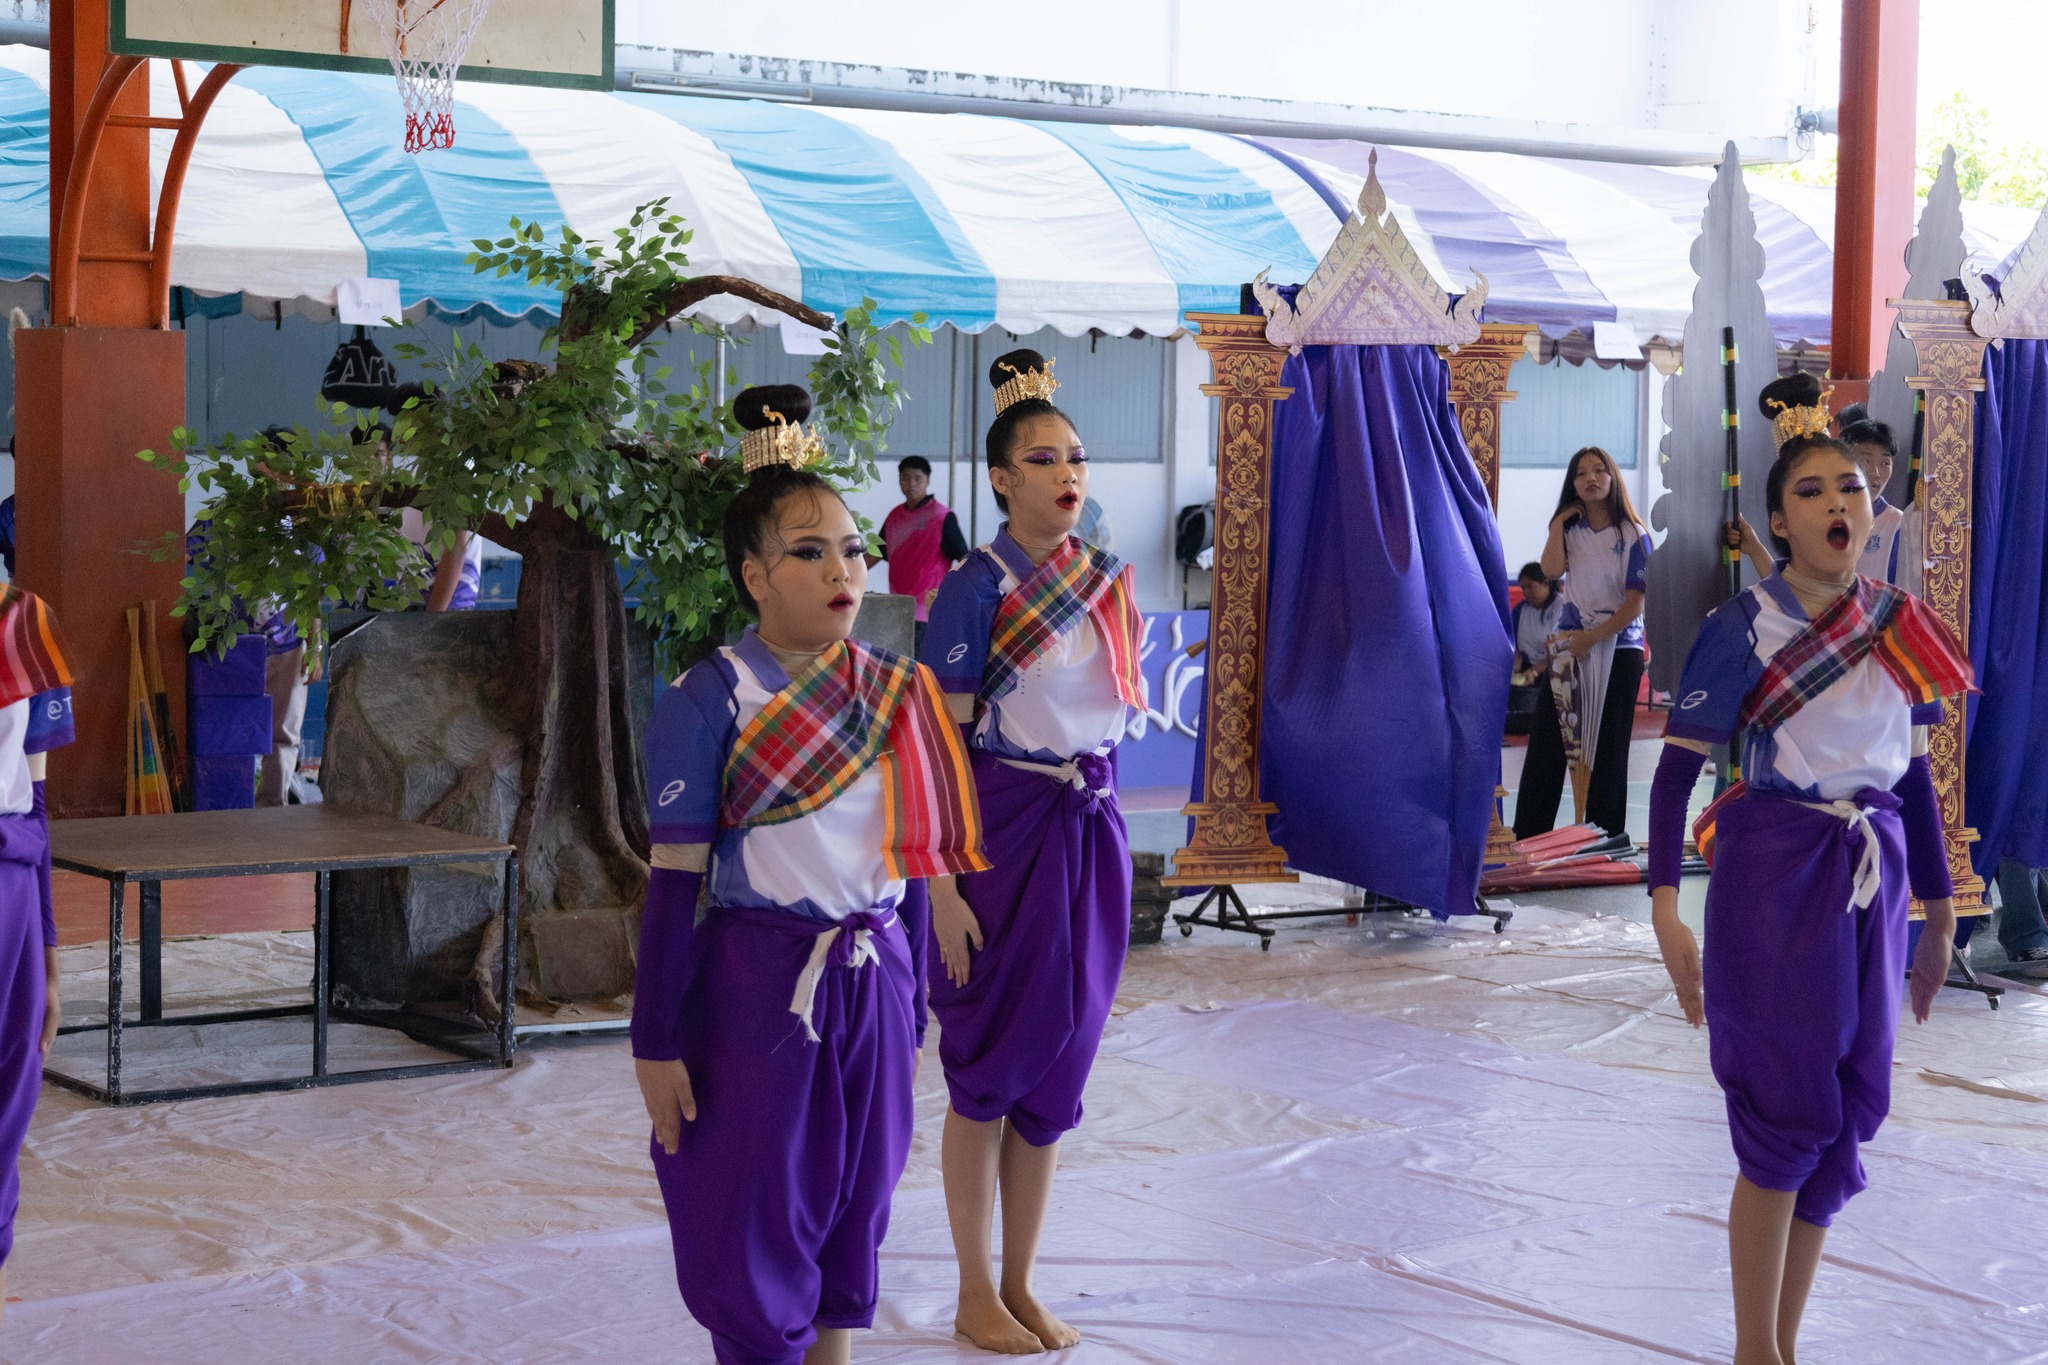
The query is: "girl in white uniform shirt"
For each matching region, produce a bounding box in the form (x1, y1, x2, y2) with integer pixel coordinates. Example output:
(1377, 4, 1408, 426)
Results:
(1515, 445, 1652, 842)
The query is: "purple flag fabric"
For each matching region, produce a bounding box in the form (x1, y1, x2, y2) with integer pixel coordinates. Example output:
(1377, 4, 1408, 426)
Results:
(1258, 342, 1512, 918)
(1968, 338, 2048, 871)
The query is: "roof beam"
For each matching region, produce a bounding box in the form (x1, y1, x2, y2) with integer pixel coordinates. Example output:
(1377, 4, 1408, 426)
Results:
(617, 45, 1802, 168)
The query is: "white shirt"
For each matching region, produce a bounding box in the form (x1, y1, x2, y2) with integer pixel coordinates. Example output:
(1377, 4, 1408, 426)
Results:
(719, 648, 902, 921)
(1745, 588, 1914, 799)
(977, 555, 1130, 763)
(1858, 499, 1905, 583)
(0, 698, 34, 814)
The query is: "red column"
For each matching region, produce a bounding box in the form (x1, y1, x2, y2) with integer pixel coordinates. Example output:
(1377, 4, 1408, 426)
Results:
(20, 3, 187, 816)
(1830, 0, 1921, 401)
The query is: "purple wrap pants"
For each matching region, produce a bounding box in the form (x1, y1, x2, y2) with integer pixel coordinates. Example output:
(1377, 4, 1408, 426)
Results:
(649, 905, 915, 1365)
(1703, 787, 1907, 1227)
(930, 748, 1130, 1147)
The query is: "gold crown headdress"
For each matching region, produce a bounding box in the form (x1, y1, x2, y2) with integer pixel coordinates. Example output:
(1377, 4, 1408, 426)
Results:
(740, 405, 827, 473)
(1766, 385, 1835, 448)
(992, 357, 1058, 415)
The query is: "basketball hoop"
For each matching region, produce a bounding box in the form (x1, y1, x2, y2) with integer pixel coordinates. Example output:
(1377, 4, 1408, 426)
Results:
(358, 0, 496, 153)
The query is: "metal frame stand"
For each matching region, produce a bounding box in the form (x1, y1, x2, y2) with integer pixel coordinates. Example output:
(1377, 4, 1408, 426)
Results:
(1944, 943, 2003, 1010)
(1172, 884, 1512, 951)
(51, 857, 520, 1105)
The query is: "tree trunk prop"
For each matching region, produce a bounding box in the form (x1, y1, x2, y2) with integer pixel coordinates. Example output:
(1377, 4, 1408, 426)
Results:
(466, 500, 657, 1015)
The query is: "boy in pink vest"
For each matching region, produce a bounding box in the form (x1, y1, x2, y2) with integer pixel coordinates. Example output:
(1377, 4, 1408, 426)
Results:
(875, 456, 969, 651)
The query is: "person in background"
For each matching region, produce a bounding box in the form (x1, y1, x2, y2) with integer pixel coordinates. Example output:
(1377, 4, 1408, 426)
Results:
(253, 429, 315, 806)
(1075, 494, 1115, 554)
(872, 455, 967, 652)
(1514, 446, 1651, 845)
(1840, 416, 1904, 582)
(1991, 860, 2048, 973)
(1512, 562, 1562, 676)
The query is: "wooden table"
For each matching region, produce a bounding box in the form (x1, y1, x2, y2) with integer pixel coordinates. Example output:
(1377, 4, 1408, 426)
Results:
(49, 806, 519, 1104)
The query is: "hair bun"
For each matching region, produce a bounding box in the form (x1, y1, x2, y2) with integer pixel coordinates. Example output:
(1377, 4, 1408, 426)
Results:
(988, 349, 1048, 390)
(1757, 372, 1823, 420)
(734, 384, 812, 432)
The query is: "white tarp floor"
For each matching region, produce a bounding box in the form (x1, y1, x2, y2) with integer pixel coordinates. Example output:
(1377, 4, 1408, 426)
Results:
(7, 894, 2048, 1362)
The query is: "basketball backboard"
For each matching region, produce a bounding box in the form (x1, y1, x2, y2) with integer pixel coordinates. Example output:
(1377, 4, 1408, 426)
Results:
(108, 0, 614, 90)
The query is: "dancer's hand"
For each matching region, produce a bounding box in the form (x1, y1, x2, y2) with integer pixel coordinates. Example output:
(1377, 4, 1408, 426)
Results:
(931, 879, 983, 988)
(1651, 892, 1704, 1027)
(40, 946, 58, 1057)
(1563, 628, 1598, 660)
(1909, 900, 1956, 1022)
(635, 1057, 698, 1154)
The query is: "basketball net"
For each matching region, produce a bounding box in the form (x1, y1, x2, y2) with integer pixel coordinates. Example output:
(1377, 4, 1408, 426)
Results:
(359, 0, 496, 153)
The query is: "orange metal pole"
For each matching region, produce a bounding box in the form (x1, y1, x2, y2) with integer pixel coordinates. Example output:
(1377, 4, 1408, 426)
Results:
(1831, 0, 1920, 395)
(149, 63, 244, 326)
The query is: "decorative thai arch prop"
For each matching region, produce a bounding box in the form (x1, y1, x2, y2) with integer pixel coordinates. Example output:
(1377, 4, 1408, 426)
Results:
(1170, 151, 1513, 935)
(1870, 147, 1992, 918)
(1646, 144, 1781, 699)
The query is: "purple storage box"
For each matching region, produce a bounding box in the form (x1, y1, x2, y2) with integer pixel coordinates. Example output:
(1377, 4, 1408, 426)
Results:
(191, 693, 272, 756)
(190, 753, 256, 811)
(188, 635, 267, 697)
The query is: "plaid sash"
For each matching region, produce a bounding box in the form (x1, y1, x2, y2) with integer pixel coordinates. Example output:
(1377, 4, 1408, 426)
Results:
(982, 537, 1144, 708)
(1694, 577, 1972, 866)
(0, 586, 71, 711)
(723, 639, 988, 879)
(1736, 578, 1972, 735)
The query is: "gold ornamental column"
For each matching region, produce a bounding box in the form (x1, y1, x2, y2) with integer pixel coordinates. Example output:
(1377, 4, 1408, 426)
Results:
(1894, 295, 1989, 913)
(1166, 313, 1296, 889)
(1442, 322, 1535, 864)
(1441, 322, 1535, 507)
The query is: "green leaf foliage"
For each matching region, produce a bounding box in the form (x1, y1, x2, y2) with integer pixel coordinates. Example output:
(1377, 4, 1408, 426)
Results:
(143, 201, 926, 681)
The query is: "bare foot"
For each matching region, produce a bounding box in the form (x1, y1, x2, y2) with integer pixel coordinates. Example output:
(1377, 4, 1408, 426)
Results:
(1002, 1287, 1080, 1350)
(955, 1285, 1046, 1354)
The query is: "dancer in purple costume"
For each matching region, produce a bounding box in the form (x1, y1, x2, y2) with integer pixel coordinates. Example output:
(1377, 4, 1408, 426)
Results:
(921, 350, 1145, 1354)
(1649, 374, 1973, 1365)
(631, 387, 986, 1365)
(0, 588, 73, 1320)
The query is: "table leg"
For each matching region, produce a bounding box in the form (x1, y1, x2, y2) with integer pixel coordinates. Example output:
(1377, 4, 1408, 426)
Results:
(313, 869, 330, 1078)
(106, 880, 125, 1102)
(139, 880, 162, 1023)
(497, 857, 519, 1066)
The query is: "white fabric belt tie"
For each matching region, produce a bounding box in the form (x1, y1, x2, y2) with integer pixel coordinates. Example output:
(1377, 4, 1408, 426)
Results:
(787, 914, 887, 1043)
(1800, 798, 1883, 912)
(997, 755, 1113, 799)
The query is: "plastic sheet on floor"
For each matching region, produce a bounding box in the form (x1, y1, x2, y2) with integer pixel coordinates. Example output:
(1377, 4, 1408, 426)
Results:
(10, 907, 2048, 1361)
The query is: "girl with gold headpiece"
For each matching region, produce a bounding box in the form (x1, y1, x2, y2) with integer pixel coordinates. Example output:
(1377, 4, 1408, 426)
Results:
(0, 586, 72, 1321)
(919, 349, 1144, 1354)
(1514, 444, 1652, 846)
(1646, 372, 1972, 1364)
(629, 385, 987, 1365)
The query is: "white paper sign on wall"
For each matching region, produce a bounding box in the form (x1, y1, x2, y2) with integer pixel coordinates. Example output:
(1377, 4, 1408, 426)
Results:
(337, 277, 403, 327)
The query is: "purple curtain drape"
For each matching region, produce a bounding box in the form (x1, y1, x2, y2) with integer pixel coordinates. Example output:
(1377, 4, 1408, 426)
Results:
(1258, 342, 1512, 917)
(1967, 337, 2048, 871)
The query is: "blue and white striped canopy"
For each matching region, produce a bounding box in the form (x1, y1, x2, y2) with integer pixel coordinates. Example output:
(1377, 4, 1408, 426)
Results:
(0, 45, 2033, 345)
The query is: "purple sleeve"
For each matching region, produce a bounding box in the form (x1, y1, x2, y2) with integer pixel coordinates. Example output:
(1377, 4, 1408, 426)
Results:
(25, 687, 74, 754)
(1665, 598, 1759, 745)
(1626, 533, 1651, 593)
(630, 867, 705, 1062)
(34, 779, 53, 948)
(1648, 744, 1708, 892)
(645, 667, 727, 846)
(921, 556, 998, 696)
(1909, 697, 1944, 727)
(897, 879, 931, 1049)
(1893, 754, 1954, 901)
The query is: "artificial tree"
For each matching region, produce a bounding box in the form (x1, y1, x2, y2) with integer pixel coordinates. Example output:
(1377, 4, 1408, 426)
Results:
(144, 201, 925, 1013)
